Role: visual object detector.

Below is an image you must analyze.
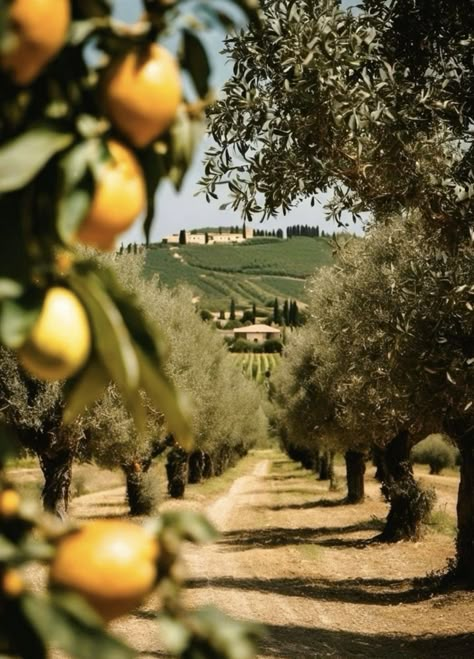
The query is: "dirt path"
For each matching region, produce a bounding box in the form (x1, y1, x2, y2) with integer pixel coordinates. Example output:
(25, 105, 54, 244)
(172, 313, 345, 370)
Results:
(72, 450, 474, 658)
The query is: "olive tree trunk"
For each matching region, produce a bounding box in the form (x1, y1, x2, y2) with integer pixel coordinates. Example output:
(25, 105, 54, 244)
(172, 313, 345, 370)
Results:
(202, 452, 213, 479)
(122, 464, 157, 516)
(379, 431, 434, 542)
(318, 451, 330, 480)
(38, 447, 73, 520)
(444, 419, 474, 584)
(345, 451, 366, 503)
(188, 450, 206, 484)
(166, 447, 189, 498)
(372, 445, 387, 483)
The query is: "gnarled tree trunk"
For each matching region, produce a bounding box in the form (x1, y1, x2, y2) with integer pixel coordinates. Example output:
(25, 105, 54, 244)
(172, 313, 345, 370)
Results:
(319, 451, 331, 480)
(188, 450, 205, 484)
(166, 447, 189, 498)
(122, 435, 174, 514)
(444, 419, 474, 584)
(38, 447, 73, 520)
(345, 450, 366, 503)
(202, 452, 213, 479)
(372, 445, 387, 483)
(122, 464, 156, 516)
(379, 430, 434, 542)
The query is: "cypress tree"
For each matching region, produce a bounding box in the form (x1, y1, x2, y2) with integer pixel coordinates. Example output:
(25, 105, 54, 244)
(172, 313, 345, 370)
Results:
(252, 302, 257, 324)
(283, 299, 289, 325)
(293, 301, 300, 326)
(273, 298, 281, 325)
(230, 298, 236, 321)
(179, 229, 186, 245)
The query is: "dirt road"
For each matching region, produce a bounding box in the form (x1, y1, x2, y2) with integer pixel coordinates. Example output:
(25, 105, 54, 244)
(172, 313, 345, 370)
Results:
(72, 450, 474, 658)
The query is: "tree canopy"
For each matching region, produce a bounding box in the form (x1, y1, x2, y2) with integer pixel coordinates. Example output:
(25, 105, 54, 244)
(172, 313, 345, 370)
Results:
(202, 0, 474, 243)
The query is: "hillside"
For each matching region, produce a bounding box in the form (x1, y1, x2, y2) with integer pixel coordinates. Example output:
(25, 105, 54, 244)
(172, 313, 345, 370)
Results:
(144, 237, 333, 311)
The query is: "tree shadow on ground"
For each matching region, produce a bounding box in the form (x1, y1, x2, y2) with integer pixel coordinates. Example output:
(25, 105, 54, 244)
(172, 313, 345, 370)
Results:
(244, 488, 323, 497)
(186, 574, 450, 606)
(219, 519, 383, 551)
(260, 623, 474, 658)
(262, 473, 308, 481)
(75, 510, 125, 519)
(261, 497, 350, 511)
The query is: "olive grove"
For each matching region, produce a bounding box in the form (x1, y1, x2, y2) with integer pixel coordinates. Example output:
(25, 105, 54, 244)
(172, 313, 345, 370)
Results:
(201, 0, 474, 582)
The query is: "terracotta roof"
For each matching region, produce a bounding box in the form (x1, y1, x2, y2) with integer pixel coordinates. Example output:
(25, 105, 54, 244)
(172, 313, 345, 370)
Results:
(234, 324, 280, 333)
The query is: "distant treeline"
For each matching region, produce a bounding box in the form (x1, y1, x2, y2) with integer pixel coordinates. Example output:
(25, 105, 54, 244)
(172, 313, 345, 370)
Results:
(253, 225, 336, 239)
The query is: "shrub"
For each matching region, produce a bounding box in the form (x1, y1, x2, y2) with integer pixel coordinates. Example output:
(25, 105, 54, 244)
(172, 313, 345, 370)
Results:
(199, 309, 213, 321)
(263, 339, 283, 353)
(411, 434, 457, 474)
(224, 319, 242, 329)
(228, 338, 253, 353)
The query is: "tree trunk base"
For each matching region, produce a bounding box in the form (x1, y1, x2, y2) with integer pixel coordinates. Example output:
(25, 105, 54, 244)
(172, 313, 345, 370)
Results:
(345, 451, 366, 503)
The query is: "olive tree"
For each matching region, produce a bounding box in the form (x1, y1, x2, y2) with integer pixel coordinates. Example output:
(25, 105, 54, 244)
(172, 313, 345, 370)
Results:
(88, 253, 266, 501)
(273, 317, 368, 504)
(288, 216, 472, 557)
(0, 348, 84, 518)
(202, 0, 473, 245)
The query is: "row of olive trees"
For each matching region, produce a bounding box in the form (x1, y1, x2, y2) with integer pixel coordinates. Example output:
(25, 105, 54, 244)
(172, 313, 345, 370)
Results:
(273, 215, 473, 579)
(0, 253, 267, 516)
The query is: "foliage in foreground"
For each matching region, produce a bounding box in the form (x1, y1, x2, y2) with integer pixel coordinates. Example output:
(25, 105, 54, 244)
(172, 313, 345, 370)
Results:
(0, 0, 262, 656)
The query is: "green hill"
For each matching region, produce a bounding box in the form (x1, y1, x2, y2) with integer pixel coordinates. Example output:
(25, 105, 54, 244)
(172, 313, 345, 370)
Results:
(144, 237, 333, 312)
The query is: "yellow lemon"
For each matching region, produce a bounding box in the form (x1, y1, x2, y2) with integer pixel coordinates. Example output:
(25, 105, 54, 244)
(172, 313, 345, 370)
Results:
(18, 287, 91, 381)
(0, 0, 70, 85)
(101, 44, 182, 147)
(50, 520, 159, 621)
(76, 140, 146, 251)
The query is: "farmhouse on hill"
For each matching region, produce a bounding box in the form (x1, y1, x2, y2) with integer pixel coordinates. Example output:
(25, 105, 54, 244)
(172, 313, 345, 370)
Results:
(163, 226, 254, 245)
(233, 324, 281, 343)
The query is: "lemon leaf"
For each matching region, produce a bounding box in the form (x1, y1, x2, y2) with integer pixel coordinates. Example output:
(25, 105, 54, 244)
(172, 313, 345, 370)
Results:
(135, 343, 193, 451)
(22, 591, 134, 659)
(0, 127, 73, 192)
(69, 271, 146, 434)
(62, 356, 109, 425)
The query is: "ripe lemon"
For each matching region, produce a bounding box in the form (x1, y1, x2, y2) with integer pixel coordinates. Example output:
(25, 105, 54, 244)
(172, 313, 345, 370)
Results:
(1, 569, 24, 598)
(101, 43, 182, 147)
(0, 0, 70, 85)
(50, 520, 159, 621)
(0, 489, 21, 517)
(76, 140, 146, 250)
(18, 287, 91, 381)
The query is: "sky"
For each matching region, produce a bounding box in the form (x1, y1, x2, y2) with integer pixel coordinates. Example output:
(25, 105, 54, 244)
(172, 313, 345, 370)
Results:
(114, 0, 362, 244)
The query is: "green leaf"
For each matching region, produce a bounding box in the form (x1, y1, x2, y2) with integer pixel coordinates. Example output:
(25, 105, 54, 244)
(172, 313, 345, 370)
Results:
(70, 271, 140, 391)
(0, 535, 17, 561)
(168, 111, 204, 192)
(0, 128, 74, 192)
(62, 356, 109, 425)
(136, 146, 166, 245)
(22, 591, 135, 659)
(157, 614, 190, 654)
(0, 278, 23, 300)
(69, 270, 146, 433)
(135, 343, 193, 450)
(184, 606, 262, 659)
(161, 511, 218, 544)
(181, 29, 211, 99)
(56, 141, 97, 242)
(0, 287, 44, 348)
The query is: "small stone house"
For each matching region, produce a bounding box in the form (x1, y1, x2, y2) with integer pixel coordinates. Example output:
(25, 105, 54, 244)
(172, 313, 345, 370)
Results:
(233, 324, 281, 344)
